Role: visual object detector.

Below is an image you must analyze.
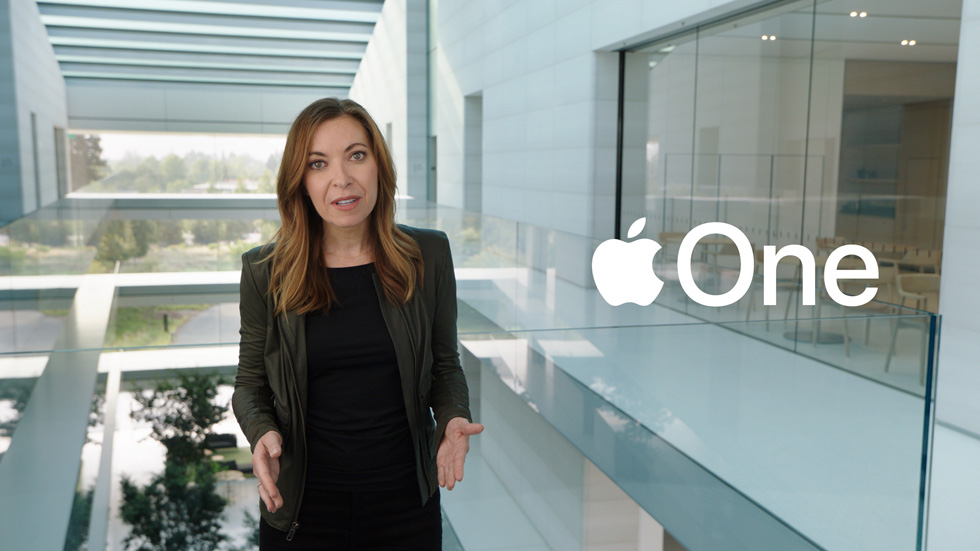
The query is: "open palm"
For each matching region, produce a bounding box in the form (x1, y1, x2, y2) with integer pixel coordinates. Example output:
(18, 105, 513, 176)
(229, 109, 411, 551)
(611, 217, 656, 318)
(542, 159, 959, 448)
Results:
(437, 417, 484, 490)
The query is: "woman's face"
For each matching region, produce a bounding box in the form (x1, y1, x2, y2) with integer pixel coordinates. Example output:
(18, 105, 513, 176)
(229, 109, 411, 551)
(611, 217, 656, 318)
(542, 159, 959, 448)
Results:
(303, 116, 379, 236)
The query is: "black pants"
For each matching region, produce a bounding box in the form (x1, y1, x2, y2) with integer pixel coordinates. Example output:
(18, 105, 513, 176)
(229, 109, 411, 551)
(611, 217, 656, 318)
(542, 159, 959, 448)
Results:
(259, 486, 441, 550)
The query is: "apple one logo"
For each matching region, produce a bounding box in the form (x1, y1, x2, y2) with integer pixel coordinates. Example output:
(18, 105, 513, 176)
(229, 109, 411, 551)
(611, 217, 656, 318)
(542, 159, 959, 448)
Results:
(592, 218, 881, 308)
(591, 218, 664, 306)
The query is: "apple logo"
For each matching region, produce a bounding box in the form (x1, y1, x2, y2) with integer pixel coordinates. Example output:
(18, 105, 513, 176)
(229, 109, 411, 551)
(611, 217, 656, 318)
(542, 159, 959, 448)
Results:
(592, 218, 664, 306)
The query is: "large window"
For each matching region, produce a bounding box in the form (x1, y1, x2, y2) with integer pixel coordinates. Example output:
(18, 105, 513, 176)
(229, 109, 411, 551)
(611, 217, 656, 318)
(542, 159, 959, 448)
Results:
(623, 0, 958, 254)
(619, 4, 960, 547)
(68, 132, 285, 194)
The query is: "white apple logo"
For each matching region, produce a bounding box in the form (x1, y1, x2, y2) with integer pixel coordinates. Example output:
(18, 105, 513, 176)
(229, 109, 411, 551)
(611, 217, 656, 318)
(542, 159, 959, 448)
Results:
(592, 218, 664, 306)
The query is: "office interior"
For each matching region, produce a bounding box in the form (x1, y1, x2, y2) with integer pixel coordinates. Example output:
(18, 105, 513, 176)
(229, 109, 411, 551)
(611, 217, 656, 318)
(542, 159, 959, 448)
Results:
(0, 0, 977, 549)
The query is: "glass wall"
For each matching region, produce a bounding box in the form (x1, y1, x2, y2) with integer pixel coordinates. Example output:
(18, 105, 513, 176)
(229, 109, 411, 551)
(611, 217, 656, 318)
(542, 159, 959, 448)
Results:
(622, 0, 957, 391)
(625, 0, 958, 249)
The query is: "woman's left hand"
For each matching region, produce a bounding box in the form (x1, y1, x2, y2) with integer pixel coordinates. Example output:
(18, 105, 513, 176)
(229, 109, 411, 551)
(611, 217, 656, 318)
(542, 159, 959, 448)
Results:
(437, 417, 484, 490)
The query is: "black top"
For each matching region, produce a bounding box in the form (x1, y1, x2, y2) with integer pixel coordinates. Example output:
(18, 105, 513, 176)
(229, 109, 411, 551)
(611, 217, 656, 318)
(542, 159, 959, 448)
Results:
(303, 263, 416, 491)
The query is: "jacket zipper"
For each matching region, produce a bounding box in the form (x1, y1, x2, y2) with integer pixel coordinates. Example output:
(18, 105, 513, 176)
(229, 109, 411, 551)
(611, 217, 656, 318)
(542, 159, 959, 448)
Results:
(397, 307, 432, 490)
(278, 318, 305, 542)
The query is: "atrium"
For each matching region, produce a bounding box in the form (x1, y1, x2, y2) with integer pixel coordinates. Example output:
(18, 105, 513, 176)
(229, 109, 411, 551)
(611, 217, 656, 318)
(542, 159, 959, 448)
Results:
(0, 0, 977, 550)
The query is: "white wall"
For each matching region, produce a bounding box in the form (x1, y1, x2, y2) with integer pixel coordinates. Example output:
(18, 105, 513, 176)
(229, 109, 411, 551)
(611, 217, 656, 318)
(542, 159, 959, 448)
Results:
(430, 0, 766, 239)
(0, 0, 68, 222)
(478, 350, 587, 550)
(349, 0, 429, 200)
(0, 1, 18, 222)
(937, 0, 980, 437)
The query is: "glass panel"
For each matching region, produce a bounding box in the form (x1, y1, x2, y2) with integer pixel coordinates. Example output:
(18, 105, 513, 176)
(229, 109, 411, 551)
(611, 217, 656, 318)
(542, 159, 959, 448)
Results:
(624, 35, 698, 237)
(622, 1, 959, 545)
(0, 214, 276, 277)
(458, 314, 937, 550)
(401, 201, 523, 332)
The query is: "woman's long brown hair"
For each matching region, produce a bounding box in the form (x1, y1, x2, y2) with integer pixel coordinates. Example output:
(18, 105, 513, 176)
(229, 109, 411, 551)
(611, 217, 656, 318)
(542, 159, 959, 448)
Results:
(266, 98, 423, 316)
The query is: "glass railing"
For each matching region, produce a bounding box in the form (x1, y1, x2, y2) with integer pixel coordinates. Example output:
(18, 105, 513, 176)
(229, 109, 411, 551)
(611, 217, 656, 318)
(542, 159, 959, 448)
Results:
(0, 196, 940, 550)
(458, 315, 937, 551)
(0, 308, 938, 550)
(0, 196, 278, 277)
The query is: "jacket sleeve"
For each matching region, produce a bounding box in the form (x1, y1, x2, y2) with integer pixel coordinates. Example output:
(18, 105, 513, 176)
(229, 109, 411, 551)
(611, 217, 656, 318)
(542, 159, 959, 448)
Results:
(232, 252, 280, 452)
(428, 232, 473, 445)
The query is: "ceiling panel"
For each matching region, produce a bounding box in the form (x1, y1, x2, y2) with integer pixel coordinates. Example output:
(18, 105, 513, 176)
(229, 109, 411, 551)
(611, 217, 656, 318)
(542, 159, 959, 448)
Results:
(38, 0, 383, 90)
(51, 47, 362, 72)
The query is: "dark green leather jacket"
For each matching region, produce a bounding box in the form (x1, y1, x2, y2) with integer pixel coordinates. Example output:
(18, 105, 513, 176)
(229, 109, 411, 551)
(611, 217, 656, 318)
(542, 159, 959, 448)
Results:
(232, 226, 473, 537)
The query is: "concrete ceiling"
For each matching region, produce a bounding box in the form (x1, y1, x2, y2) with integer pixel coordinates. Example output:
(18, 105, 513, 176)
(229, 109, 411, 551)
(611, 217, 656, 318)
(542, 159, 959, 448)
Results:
(37, 0, 384, 94)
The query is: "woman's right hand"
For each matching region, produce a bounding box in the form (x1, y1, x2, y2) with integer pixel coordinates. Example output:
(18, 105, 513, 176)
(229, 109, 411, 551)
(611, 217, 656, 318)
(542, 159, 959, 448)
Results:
(254, 430, 284, 513)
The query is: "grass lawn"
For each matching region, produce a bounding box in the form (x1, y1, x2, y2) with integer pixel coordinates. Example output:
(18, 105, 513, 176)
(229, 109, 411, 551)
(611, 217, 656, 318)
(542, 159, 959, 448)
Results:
(104, 304, 212, 348)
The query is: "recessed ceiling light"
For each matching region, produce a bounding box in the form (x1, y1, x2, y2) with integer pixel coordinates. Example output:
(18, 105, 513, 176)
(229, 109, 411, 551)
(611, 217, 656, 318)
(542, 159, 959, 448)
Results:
(909, 39, 916, 45)
(901, 39, 908, 45)
(769, 35, 776, 40)
(860, 11, 868, 17)
(850, 11, 858, 17)
(762, 35, 769, 40)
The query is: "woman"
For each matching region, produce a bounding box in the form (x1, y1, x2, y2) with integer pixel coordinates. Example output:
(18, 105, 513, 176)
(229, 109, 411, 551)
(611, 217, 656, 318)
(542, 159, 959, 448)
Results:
(233, 97, 483, 550)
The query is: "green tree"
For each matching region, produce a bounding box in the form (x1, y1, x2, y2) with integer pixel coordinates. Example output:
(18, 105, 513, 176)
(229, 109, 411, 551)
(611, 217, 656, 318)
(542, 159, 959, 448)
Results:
(258, 220, 280, 243)
(160, 154, 186, 185)
(131, 220, 155, 257)
(94, 220, 156, 266)
(257, 170, 274, 194)
(69, 134, 108, 191)
(217, 153, 228, 182)
(63, 487, 94, 551)
(189, 158, 213, 188)
(224, 219, 255, 241)
(119, 462, 226, 551)
(265, 153, 281, 172)
(120, 373, 229, 551)
(129, 372, 227, 467)
(190, 220, 220, 245)
(165, 178, 193, 193)
(0, 380, 35, 440)
(155, 220, 185, 246)
(134, 157, 163, 193)
(94, 220, 136, 265)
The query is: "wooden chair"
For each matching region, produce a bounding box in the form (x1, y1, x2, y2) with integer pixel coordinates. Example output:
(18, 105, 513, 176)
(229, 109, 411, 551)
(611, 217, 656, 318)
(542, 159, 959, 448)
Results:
(898, 250, 942, 274)
(884, 274, 940, 385)
(815, 236, 848, 252)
